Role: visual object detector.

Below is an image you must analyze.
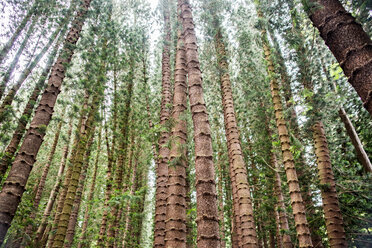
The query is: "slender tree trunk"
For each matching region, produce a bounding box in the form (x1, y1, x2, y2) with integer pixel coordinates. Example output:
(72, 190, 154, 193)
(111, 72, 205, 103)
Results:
(259, 24, 313, 246)
(0, 15, 38, 101)
(0, 41, 58, 179)
(47, 93, 90, 248)
(0, 1, 37, 65)
(215, 27, 258, 247)
(154, 1, 172, 247)
(165, 23, 188, 247)
(216, 135, 226, 248)
(23, 119, 64, 244)
(64, 127, 96, 248)
(338, 108, 372, 172)
(76, 129, 101, 248)
(35, 121, 73, 244)
(0, 0, 92, 243)
(306, 0, 372, 115)
(312, 122, 347, 247)
(179, 0, 220, 247)
(0, 19, 68, 121)
(53, 94, 101, 247)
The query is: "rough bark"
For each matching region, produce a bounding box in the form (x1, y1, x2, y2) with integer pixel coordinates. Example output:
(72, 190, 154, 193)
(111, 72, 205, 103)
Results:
(307, 0, 372, 115)
(153, 0, 172, 247)
(312, 122, 347, 247)
(76, 129, 101, 248)
(0, 42, 57, 179)
(35, 121, 73, 244)
(180, 0, 220, 247)
(215, 28, 258, 247)
(53, 94, 100, 247)
(164, 25, 188, 248)
(0, 0, 91, 243)
(64, 127, 96, 248)
(260, 25, 313, 247)
(23, 119, 64, 244)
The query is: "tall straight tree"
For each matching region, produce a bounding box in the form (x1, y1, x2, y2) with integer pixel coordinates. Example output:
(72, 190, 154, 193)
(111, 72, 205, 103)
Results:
(214, 26, 258, 247)
(305, 0, 372, 116)
(256, 4, 313, 246)
(0, 0, 92, 243)
(165, 17, 188, 247)
(154, 1, 173, 247)
(179, 0, 221, 247)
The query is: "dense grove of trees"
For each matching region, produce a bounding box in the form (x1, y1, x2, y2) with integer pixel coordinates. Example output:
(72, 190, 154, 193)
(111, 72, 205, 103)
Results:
(0, 0, 371, 247)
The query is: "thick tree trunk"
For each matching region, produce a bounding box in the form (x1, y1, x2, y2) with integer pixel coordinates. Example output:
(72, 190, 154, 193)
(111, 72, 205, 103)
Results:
(215, 28, 258, 247)
(179, 0, 220, 247)
(35, 121, 73, 244)
(23, 120, 64, 244)
(64, 128, 96, 248)
(154, 1, 172, 247)
(260, 26, 313, 247)
(307, 0, 372, 115)
(312, 122, 347, 247)
(0, 43, 57, 179)
(76, 129, 101, 248)
(165, 24, 188, 248)
(0, 0, 91, 244)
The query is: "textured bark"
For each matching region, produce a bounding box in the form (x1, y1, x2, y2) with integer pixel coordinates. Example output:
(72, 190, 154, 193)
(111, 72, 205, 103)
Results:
(215, 134, 226, 248)
(0, 0, 91, 244)
(23, 119, 64, 244)
(53, 93, 100, 247)
(0, 20, 67, 122)
(270, 17, 325, 247)
(0, 43, 57, 179)
(307, 0, 372, 115)
(35, 121, 73, 244)
(64, 128, 96, 248)
(47, 93, 90, 248)
(215, 28, 258, 247)
(0, 16, 38, 103)
(313, 122, 347, 247)
(338, 108, 372, 173)
(0, 1, 36, 65)
(76, 129, 101, 248)
(153, 0, 172, 247)
(260, 25, 313, 246)
(180, 0, 220, 247)
(165, 25, 188, 248)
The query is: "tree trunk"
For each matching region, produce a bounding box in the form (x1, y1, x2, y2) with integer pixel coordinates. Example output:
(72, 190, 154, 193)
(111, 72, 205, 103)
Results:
(0, 1, 37, 65)
(216, 135, 226, 248)
(64, 127, 96, 248)
(312, 122, 347, 247)
(35, 121, 73, 244)
(154, 1, 172, 247)
(0, 15, 38, 102)
(259, 24, 313, 246)
(179, 0, 220, 247)
(0, 42, 57, 179)
(165, 22, 188, 248)
(23, 119, 64, 244)
(0, 0, 92, 243)
(215, 27, 258, 247)
(307, 0, 372, 115)
(53, 93, 101, 247)
(76, 129, 101, 248)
